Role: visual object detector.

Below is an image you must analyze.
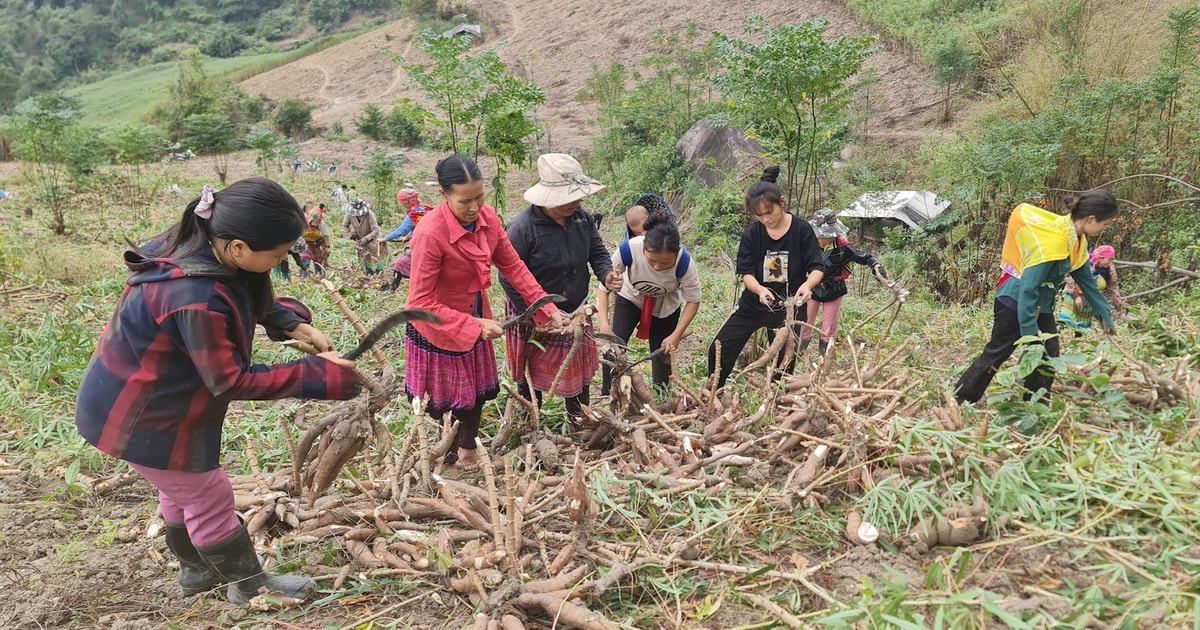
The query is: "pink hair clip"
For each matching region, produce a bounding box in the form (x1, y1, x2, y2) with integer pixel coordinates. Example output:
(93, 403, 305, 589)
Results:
(194, 184, 216, 219)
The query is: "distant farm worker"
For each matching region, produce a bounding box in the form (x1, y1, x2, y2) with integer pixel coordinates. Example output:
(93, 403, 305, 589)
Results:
(500, 153, 621, 424)
(598, 210, 701, 393)
(802, 209, 895, 355)
(343, 198, 389, 275)
(706, 166, 825, 389)
(405, 154, 568, 467)
(332, 182, 348, 212)
(300, 207, 332, 277)
(384, 186, 430, 243)
(1058, 244, 1126, 333)
(954, 191, 1120, 403)
(385, 187, 430, 291)
(74, 179, 361, 604)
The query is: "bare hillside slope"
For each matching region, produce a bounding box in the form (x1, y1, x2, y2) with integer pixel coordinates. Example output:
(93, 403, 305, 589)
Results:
(241, 0, 945, 153)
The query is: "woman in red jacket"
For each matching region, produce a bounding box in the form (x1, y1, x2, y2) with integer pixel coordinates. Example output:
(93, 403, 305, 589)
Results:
(405, 154, 567, 466)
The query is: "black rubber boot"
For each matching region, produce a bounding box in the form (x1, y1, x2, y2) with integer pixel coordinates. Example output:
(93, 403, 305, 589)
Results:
(196, 525, 316, 604)
(164, 523, 221, 597)
(818, 340, 829, 355)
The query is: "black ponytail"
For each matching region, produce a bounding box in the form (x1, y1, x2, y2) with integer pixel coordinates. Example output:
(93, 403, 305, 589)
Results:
(134, 178, 305, 319)
(1065, 190, 1119, 222)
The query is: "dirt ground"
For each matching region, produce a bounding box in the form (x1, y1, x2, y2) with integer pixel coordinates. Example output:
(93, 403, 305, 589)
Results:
(240, 0, 948, 154)
(0, 2, 1089, 628)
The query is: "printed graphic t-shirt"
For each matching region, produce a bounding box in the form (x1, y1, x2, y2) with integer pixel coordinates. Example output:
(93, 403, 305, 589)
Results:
(734, 215, 824, 315)
(605, 236, 702, 318)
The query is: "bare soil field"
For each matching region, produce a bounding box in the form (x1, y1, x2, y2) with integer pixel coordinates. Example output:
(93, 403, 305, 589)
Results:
(240, 0, 947, 153)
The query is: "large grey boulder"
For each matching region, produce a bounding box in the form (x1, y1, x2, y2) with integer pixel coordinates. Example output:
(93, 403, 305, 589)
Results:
(676, 119, 768, 187)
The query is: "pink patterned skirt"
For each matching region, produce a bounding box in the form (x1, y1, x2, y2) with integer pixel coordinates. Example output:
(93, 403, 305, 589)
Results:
(503, 299, 598, 398)
(405, 324, 499, 415)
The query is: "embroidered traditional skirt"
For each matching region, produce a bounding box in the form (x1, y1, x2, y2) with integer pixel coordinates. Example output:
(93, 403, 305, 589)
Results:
(405, 324, 499, 415)
(357, 240, 389, 272)
(1057, 292, 1094, 331)
(503, 298, 597, 397)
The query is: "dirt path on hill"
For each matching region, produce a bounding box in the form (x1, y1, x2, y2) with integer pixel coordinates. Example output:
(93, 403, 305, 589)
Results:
(238, 0, 948, 153)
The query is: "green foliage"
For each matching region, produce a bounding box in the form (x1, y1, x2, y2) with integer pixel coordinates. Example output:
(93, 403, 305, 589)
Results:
(307, 0, 351, 30)
(153, 50, 228, 139)
(0, 0, 402, 98)
(711, 16, 876, 213)
(183, 113, 239, 185)
(4, 92, 95, 235)
(392, 31, 544, 211)
(361, 148, 404, 223)
(325, 121, 349, 142)
(354, 103, 388, 141)
(256, 7, 299, 41)
(273, 98, 315, 139)
(384, 101, 427, 147)
(201, 24, 245, 59)
(244, 125, 281, 177)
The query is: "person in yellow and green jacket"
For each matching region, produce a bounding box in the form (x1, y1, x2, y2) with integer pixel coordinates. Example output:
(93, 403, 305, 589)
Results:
(954, 191, 1120, 404)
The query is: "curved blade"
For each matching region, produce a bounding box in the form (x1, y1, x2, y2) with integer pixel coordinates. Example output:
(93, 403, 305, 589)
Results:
(342, 309, 441, 360)
(500, 294, 567, 330)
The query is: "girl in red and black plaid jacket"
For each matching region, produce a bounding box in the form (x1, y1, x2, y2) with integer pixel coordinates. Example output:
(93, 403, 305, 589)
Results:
(75, 178, 362, 605)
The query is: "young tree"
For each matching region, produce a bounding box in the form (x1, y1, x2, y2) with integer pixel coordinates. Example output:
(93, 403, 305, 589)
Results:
(390, 31, 544, 211)
(183, 113, 239, 185)
(155, 50, 227, 140)
(933, 36, 979, 123)
(712, 17, 876, 212)
(5, 92, 91, 234)
(354, 103, 387, 141)
(273, 98, 315, 139)
(361, 148, 403, 224)
(104, 122, 168, 211)
(244, 126, 280, 177)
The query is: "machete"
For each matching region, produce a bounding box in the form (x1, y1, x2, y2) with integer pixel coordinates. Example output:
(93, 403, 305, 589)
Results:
(342, 309, 441, 360)
(499, 294, 567, 330)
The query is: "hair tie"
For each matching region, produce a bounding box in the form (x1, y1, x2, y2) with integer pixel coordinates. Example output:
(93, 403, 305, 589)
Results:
(194, 184, 216, 219)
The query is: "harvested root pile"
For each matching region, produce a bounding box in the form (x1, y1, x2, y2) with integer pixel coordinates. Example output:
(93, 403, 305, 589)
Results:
(1059, 341, 1197, 413)
(219, 323, 1020, 627)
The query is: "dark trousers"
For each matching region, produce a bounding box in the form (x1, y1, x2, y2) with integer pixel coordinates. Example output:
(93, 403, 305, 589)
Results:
(707, 306, 797, 389)
(517, 382, 589, 421)
(954, 299, 1060, 403)
(601, 295, 681, 392)
(451, 405, 484, 451)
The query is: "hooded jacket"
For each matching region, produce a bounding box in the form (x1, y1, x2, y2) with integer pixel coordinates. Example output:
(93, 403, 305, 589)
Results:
(75, 248, 361, 472)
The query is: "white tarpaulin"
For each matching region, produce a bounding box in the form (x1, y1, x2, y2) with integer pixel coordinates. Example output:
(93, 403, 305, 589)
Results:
(838, 191, 950, 229)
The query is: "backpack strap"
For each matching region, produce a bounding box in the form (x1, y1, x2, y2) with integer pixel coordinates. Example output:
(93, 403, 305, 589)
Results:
(676, 248, 691, 279)
(619, 240, 632, 269)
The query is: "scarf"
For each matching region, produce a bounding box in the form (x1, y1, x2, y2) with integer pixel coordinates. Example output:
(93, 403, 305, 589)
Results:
(999, 203, 1089, 283)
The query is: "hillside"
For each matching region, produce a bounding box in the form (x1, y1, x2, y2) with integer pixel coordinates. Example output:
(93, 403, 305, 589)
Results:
(240, 0, 948, 153)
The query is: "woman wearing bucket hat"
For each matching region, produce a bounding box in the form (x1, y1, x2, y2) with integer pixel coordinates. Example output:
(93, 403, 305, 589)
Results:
(707, 166, 825, 389)
(499, 154, 622, 425)
(803, 209, 895, 355)
(406, 154, 569, 467)
(343, 197, 389, 275)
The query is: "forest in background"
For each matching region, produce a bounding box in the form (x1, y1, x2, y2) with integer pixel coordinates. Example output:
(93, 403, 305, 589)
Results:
(0, 0, 406, 111)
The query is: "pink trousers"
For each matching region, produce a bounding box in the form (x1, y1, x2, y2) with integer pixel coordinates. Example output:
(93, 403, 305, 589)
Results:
(803, 296, 844, 343)
(130, 463, 242, 547)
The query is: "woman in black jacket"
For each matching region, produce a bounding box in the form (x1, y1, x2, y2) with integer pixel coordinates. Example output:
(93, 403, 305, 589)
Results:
(803, 209, 896, 354)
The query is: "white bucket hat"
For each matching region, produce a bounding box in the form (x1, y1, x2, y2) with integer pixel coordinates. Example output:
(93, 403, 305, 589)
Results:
(523, 154, 605, 208)
(811, 208, 849, 239)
